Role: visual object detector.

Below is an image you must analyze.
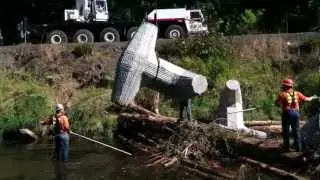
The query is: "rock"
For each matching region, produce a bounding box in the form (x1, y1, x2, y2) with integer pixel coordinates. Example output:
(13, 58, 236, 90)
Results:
(2, 128, 38, 144)
(19, 128, 38, 140)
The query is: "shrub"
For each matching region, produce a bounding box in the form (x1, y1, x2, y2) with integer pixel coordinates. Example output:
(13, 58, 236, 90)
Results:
(296, 70, 320, 118)
(158, 33, 230, 59)
(68, 87, 114, 136)
(72, 43, 94, 58)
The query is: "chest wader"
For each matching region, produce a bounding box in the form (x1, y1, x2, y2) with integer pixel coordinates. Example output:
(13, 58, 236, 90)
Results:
(282, 91, 302, 151)
(52, 115, 64, 160)
(52, 115, 62, 136)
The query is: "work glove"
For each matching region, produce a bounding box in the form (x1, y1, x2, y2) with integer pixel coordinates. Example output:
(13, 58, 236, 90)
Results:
(311, 95, 319, 100)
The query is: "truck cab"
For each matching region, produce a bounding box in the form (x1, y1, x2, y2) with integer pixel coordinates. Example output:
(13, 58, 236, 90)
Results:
(146, 8, 208, 39)
(186, 9, 208, 36)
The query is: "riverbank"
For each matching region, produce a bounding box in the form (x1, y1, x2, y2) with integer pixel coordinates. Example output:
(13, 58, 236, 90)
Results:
(0, 34, 319, 136)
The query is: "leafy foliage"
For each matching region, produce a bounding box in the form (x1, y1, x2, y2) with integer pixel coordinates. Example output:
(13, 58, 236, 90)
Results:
(159, 34, 229, 59)
(296, 70, 320, 117)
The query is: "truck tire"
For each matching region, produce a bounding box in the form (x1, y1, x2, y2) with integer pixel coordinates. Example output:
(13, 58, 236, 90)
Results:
(100, 28, 120, 42)
(73, 29, 94, 43)
(164, 25, 185, 39)
(46, 30, 68, 44)
(126, 26, 138, 40)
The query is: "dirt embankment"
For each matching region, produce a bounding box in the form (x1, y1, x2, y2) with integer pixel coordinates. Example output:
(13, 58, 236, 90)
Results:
(0, 40, 174, 88)
(0, 33, 317, 89)
(0, 43, 126, 88)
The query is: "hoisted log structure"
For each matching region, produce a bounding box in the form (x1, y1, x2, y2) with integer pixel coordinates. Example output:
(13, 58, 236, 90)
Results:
(111, 22, 208, 106)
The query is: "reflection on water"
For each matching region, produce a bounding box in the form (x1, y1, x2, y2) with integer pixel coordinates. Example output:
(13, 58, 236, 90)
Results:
(53, 162, 69, 180)
(0, 137, 204, 180)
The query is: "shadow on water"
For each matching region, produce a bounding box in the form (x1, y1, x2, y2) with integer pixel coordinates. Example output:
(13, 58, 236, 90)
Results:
(0, 136, 206, 180)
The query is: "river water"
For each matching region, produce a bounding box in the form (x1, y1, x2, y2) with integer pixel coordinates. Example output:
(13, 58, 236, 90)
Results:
(0, 135, 204, 180)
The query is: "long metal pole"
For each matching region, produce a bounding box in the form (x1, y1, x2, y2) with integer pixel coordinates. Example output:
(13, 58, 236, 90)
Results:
(70, 131, 132, 156)
(227, 107, 257, 114)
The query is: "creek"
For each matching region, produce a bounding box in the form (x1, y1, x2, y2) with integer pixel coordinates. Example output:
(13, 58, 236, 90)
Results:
(0, 134, 204, 180)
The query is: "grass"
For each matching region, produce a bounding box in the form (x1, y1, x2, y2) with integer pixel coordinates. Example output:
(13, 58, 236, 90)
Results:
(0, 73, 53, 130)
(0, 72, 118, 136)
(68, 87, 117, 136)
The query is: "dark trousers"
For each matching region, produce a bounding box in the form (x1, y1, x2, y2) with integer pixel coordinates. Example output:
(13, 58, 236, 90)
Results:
(281, 110, 301, 151)
(54, 132, 70, 161)
(179, 99, 192, 121)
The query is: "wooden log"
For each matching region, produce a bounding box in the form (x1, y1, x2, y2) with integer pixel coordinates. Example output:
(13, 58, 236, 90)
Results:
(145, 154, 163, 164)
(127, 103, 158, 116)
(250, 125, 282, 134)
(147, 152, 162, 158)
(239, 156, 305, 180)
(245, 120, 305, 127)
(129, 140, 159, 154)
(159, 158, 171, 164)
(119, 113, 177, 124)
(136, 133, 157, 145)
(164, 157, 178, 168)
(181, 159, 235, 179)
(145, 157, 167, 167)
(117, 135, 159, 154)
(127, 104, 179, 121)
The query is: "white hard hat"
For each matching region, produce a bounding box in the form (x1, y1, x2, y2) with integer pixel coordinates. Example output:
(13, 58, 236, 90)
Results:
(54, 104, 64, 112)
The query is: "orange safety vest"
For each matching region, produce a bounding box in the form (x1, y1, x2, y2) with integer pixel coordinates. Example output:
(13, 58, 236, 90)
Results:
(285, 91, 299, 110)
(51, 114, 70, 135)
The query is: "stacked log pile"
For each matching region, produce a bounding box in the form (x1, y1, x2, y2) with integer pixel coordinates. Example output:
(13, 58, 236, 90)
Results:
(114, 104, 313, 179)
(114, 104, 239, 179)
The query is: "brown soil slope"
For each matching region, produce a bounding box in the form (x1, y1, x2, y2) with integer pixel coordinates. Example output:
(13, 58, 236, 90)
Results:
(0, 43, 127, 88)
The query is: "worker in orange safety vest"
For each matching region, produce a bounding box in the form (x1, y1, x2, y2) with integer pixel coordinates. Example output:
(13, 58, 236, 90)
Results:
(40, 104, 71, 161)
(275, 78, 318, 151)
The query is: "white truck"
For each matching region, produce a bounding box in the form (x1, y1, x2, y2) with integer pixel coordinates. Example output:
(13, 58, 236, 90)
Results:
(18, 0, 209, 44)
(146, 8, 208, 39)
